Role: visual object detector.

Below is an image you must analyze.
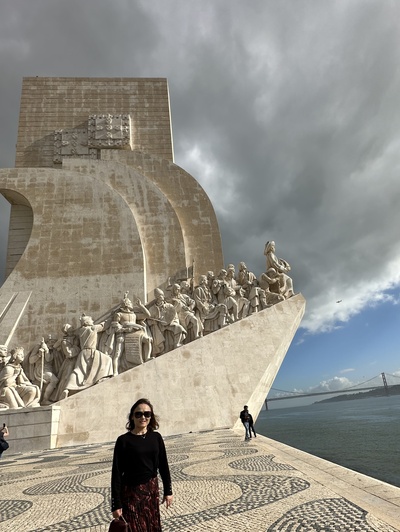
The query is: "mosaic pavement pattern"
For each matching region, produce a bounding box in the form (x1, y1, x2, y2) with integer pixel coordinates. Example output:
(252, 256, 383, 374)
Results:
(0, 429, 397, 531)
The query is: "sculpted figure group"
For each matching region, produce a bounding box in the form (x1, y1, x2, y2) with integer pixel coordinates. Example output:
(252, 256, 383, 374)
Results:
(0, 242, 294, 409)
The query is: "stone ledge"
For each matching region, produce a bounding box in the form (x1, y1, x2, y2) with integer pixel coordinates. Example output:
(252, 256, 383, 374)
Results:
(255, 433, 400, 529)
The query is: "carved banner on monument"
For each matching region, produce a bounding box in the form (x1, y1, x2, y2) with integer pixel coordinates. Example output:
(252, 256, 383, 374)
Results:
(124, 332, 142, 366)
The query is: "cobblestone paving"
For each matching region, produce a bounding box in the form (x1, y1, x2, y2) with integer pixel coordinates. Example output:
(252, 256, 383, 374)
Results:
(0, 429, 398, 531)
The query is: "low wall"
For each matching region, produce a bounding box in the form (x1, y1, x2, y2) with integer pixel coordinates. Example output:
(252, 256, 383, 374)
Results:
(1, 405, 60, 454)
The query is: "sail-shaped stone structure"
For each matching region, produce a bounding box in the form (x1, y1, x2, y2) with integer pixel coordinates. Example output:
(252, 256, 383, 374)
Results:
(0, 78, 305, 452)
(0, 78, 223, 348)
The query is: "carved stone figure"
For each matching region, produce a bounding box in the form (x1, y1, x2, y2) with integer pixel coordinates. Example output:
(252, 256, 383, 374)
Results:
(105, 293, 153, 375)
(169, 284, 203, 342)
(0, 345, 9, 371)
(0, 345, 11, 409)
(206, 271, 215, 290)
(247, 279, 268, 313)
(259, 269, 286, 305)
(64, 315, 113, 396)
(1, 240, 297, 405)
(237, 262, 265, 314)
(193, 275, 227, 333)
(180, 280, 192, 296)
(264, 241, 295, 298)
(264, 241, 291, 273)
(29, 337, 59, 405)
(237, 262, 257, 288)
(46, 334, 65, 379)
(225, 264, 250, 319)
(52, 324, 80, 401)
(147, 289, 186, 355)
(0, 347, 41, 409)
(212, 269, 238, 323)
(263, 267, 294, 300)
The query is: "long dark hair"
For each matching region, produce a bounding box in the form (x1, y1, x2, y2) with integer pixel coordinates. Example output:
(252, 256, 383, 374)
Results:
(126, 398, 159, 432)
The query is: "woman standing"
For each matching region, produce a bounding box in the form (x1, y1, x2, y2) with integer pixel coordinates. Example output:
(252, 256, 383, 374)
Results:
(111, 398, 173, 531)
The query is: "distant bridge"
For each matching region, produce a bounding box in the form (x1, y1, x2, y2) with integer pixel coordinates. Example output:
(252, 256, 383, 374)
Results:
(265, 372, 400, 408)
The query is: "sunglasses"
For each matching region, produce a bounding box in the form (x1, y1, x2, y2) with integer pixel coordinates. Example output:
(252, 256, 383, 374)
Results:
(134, 411, 152, 419)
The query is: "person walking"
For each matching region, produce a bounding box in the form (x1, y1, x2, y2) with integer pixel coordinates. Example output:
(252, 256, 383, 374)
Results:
(248, 411, 257, 438)
(0, 423, 9, 459)
(111, 398, 173, 531)
(240, 405, 251, 441)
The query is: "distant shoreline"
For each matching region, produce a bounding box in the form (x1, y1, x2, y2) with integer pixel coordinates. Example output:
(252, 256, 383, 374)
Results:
(314, 384, 400, 404)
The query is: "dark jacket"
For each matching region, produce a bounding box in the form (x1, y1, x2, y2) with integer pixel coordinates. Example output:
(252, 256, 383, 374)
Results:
(240, 410, 254, 426)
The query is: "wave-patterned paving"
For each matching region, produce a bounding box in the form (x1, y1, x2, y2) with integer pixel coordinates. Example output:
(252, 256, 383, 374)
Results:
(0, 500, 32, 522)
(162, 475, 309, 531)
(268, 498, 386, 531)
(0, 429, 397, 531)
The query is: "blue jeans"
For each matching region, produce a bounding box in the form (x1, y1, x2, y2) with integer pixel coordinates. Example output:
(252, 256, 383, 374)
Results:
(243, 421, 250, 439)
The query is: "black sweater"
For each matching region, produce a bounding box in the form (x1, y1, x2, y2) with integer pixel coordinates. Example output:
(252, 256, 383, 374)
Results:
(111, 431, 172, 511)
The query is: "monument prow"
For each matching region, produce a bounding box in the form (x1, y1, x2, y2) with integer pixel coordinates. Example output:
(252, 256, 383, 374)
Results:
(2, 295, 305, 452)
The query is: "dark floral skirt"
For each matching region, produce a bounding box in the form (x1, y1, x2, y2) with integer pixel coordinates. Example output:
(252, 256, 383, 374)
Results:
(122, 477, 162, 532)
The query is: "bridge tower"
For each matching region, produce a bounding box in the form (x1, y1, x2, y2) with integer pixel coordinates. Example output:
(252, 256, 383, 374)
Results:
(381, 372, 389, 394)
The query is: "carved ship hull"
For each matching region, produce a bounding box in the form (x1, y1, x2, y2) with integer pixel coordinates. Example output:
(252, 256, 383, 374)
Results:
(1, 295, 305, 452)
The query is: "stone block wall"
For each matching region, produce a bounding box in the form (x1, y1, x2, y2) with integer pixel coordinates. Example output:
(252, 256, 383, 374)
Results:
(15, 77, 174, 168)
(5, 204, 33, 279)
(0, 167, 146, 347)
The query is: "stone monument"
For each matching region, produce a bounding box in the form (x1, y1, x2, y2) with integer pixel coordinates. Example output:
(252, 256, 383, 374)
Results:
(0, 78, 305, 451)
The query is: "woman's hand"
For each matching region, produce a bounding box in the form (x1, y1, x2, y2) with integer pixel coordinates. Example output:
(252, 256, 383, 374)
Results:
(163, 495, 173, 509)
(112, 508, 122, 519)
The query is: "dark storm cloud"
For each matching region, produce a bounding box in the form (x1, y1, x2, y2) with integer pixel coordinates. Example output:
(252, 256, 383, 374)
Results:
(1, 0, 400, 332)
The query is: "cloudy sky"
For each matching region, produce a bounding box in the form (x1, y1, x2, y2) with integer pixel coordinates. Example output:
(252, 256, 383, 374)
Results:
(1, 0, 400, 403)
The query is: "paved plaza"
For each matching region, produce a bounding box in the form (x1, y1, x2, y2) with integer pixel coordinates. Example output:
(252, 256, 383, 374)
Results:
(0, 429, 399, 531)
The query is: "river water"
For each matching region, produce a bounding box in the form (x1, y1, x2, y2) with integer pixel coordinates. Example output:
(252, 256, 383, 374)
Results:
(255, 394, 400, 488)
